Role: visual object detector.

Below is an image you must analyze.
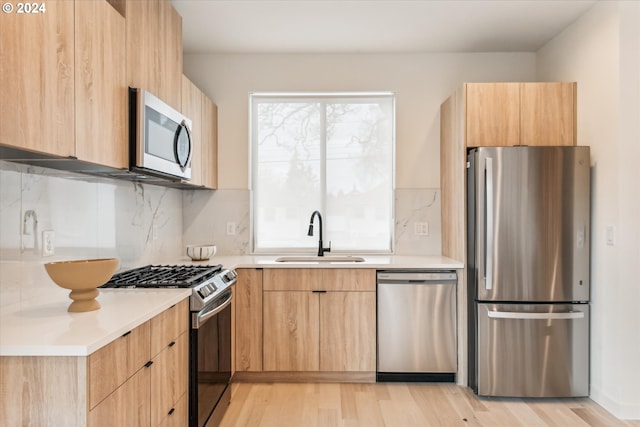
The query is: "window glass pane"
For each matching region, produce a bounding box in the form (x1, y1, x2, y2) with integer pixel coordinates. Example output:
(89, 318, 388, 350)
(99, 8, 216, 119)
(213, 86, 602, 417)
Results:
(254, 102, 321, 249)
(325, 100, 393, 251)
(251, 93, 394, 253)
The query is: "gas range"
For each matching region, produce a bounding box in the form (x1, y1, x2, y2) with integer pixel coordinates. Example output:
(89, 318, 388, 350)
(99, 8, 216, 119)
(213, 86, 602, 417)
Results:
(101, 264, 237, 312)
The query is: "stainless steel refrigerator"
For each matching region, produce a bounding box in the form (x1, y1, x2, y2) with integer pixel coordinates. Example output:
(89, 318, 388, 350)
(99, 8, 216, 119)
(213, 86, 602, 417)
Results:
(467, 146, 590, 397)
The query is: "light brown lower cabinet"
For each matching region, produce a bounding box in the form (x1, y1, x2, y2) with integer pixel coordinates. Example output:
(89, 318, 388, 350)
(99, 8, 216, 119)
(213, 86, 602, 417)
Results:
(261, 269, 376, 374)
(88, 365, 151, 427)
(0, 298, 189, 427)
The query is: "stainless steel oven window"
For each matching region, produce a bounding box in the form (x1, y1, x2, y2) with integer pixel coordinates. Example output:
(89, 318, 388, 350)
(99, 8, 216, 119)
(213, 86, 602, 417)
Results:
(189, 291, 232, 427)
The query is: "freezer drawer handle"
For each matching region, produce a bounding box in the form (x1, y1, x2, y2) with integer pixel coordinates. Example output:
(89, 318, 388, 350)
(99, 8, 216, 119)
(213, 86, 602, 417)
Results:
(487, 310, 585, 320)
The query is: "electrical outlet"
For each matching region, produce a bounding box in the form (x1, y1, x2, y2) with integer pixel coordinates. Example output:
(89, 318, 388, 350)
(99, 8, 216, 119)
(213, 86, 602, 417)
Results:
(42, 230, 55, 256)
(226, 222, 237, 235)
(414, 222, 429, 236)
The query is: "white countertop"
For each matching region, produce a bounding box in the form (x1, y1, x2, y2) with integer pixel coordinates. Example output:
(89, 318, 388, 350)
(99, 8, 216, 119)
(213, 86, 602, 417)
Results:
(0, 288, 191, 357)
(0, 254, 462, 358)
(193, 254, 464, 270)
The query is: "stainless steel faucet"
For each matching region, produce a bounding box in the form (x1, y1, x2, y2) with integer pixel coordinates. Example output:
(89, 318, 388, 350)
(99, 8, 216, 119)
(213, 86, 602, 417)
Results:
(307, 210, 331, 257)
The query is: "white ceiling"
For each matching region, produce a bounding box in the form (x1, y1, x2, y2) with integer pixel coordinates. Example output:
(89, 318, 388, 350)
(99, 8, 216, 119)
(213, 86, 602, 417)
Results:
(172, 0, 598, 54)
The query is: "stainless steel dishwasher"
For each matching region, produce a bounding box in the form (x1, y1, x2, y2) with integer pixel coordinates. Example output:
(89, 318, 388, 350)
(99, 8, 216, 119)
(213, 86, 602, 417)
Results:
(377, 270, 457, 382)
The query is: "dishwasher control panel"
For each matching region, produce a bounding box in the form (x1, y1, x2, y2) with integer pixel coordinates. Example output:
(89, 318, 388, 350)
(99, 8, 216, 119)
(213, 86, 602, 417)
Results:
(377, 271, 457, 283)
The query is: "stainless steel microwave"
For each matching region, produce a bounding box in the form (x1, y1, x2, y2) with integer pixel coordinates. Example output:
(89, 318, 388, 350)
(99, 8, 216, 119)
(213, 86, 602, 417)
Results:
(129, 88, 192, 181)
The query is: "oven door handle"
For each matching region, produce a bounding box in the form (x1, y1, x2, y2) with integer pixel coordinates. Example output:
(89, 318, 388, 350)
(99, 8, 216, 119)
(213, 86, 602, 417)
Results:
(193, 291, 233, 329)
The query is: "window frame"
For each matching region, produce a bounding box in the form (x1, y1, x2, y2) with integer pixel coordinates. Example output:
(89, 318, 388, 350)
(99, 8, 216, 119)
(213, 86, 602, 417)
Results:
(249, 91, 396, 255)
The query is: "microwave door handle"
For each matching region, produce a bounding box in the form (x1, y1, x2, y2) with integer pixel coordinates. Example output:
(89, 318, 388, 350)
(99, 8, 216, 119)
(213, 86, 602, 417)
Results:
(485, 157, 494, 291)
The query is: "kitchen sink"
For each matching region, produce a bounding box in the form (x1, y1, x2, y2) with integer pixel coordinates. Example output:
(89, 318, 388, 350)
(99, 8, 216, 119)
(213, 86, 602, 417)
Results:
(275, 256, 366, 263)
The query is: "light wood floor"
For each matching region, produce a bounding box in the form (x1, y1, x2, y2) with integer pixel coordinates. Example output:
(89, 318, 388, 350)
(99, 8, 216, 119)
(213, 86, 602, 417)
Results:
(220, 382, 640, 427)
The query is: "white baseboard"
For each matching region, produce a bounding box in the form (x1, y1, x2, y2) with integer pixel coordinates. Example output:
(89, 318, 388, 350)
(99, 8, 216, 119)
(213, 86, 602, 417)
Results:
(590, 385, 640, 420)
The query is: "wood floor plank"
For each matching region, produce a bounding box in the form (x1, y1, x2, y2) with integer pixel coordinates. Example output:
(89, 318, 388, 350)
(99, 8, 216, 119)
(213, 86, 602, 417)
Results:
(219, 382, 637, 427)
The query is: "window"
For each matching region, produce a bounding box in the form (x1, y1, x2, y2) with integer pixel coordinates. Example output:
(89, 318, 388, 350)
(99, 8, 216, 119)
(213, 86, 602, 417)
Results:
(250, 92, 395, 253)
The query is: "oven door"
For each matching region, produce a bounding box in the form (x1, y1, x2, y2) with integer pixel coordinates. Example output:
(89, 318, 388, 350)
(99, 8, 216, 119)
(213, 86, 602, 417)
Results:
(189, 290, 232, 427)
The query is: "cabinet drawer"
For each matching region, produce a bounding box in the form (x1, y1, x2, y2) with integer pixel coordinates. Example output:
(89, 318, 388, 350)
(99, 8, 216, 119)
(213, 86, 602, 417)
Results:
(89, 320, 150, 409)
(88, 357, 151, 427)
(264, 269, 375, 291)
(151, 332, 188, 427)
(156, 392, 187, 427)
(151, 298, 189, 357)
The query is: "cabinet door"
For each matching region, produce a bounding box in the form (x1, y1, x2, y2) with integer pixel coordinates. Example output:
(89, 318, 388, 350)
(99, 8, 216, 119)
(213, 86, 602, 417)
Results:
(465, 83, 520, 147)
(181, 77, 203, 186)
(159, 0, 183, 110)
(126, 0, 182, 110)
(75, 0, 127, 168)
(88, 364, 151, 427)
(520, 82, 576, 146)
(319, 292, 376, 371)
(263, 291, 319, 371)
(0, 0, 74, 156)
(201, 96, 218, 189)
(235, 269, 263, 372)
(151, 332, 188, 427)
(89, 321, 151, 410)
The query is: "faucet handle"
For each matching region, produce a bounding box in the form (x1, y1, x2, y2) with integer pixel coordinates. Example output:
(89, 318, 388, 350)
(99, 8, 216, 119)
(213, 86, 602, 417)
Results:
(324, 241, 331, 254)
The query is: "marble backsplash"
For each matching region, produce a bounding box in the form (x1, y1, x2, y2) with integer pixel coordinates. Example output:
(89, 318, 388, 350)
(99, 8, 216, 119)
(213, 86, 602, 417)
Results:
(183, 188, 442, 256)
(0, 161, 184, 307)
(1, 160, 442, 307)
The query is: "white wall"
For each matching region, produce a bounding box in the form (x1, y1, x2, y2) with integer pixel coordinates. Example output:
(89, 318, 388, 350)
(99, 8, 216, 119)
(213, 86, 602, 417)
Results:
(183, 53, 536, 189)
(537, 0, 640, 419)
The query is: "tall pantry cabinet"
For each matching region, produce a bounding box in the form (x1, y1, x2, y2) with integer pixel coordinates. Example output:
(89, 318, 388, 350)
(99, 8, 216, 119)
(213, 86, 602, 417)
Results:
(439, 82, 577, 385)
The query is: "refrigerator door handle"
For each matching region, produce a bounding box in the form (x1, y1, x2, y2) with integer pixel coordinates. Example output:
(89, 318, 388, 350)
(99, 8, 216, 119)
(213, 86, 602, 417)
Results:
(485, 157, 494, 290)
(487, 310, 585, 320)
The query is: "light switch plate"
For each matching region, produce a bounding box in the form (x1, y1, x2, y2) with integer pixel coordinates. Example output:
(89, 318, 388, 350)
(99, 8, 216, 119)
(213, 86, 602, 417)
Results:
(606, 226, 615, 246)
(42, 230, 55, 257)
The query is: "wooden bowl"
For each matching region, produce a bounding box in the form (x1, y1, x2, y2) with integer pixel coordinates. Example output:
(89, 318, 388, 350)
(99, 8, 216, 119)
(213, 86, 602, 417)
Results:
(44, 258, 119, 312)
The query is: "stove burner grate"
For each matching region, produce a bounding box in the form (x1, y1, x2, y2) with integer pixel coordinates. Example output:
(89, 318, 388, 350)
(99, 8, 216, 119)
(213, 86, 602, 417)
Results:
(101, 264, 222, 288)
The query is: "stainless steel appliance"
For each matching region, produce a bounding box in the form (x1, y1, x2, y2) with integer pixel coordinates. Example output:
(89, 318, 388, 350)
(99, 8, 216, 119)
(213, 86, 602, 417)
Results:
(129, 88, 193, 181)
(467, 146, 590, 397)
(102, 264, 237, 427)
(377, 270, 457, 382)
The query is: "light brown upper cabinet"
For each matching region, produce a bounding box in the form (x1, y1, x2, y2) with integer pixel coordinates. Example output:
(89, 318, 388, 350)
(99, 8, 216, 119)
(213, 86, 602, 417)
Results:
(1, 0, 127, 169)
(440, 81, 577, 264)
(75, 0, 127, 169)
(181, 76, 218, 189)
(181, 77, 204, 185)
(1, 1, 74, 157)
(201, 96, 218, 189)
(465, 82, 576, 147)
(126, 0, 183, 111)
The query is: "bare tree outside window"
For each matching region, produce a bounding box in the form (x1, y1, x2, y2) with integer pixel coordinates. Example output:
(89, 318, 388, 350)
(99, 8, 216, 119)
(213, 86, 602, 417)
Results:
(251, 93, 394, 253)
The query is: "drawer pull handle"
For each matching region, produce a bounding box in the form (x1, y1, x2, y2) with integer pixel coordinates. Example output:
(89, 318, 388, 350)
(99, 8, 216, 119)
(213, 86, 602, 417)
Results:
(312, 290, 327, 293)
(168, 341, 176, 348)
(168, 408, 175, 416)
(144, 360, 153, 368)
(121, 330, 131, 338)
